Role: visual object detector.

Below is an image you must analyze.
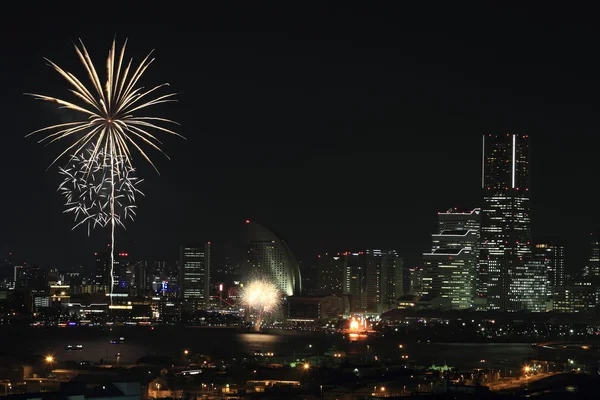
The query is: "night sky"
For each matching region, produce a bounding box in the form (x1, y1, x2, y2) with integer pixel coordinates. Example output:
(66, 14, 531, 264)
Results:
(0, 2, 598, 273)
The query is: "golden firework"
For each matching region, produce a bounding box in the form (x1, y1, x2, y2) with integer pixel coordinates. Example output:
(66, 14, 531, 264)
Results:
(26, 39, 182, 173)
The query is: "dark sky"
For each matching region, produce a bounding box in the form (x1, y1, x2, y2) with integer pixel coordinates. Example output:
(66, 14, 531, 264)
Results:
(0, 2, 598, 273)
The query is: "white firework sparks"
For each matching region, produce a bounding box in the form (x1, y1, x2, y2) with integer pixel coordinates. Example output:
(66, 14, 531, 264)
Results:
(239, 279, 281, 331)
(58, 145, 143, 236)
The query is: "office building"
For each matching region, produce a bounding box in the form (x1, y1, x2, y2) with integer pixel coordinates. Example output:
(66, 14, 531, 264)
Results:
(179, 242, 211, 309)
(509, 258, 547, 312)
(317, 254, 345, 296)
(480, 133, 533, 311)
(408, 266, 424, 296)
(583, 232, 600, 278)
(553, 281, 597, 313)
(534, 242, 565, 298)
(94, 250, 129, 292)
(15, 264, 47, 292)
(423, 208, 480, 310)
(319, 250, 402, 312)
(365, 249, 402, 312)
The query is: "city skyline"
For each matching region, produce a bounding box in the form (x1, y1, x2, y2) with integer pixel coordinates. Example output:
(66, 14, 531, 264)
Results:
(3, 5, 600, 399)
(2, 130, 597, 280)
(0, 3, 599, 274)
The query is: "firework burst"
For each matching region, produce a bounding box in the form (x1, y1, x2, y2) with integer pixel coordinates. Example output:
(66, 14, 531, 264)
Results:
(239, 279, 281, 331)
(27, 38, 180, 303)
(26, 38, 182, 172)
(58, 145, 143, 236)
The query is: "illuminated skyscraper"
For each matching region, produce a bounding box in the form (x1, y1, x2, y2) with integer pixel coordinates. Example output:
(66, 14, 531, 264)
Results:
(480, 133, 533, 311)
(179, 242, 211, 309)
(534, 242, 565, 298)
(246, 221, 301, 296)
(423, 208, 480, 310)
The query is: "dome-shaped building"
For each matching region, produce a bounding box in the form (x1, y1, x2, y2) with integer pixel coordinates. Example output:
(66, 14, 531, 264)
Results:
(245, 221, 301, 296)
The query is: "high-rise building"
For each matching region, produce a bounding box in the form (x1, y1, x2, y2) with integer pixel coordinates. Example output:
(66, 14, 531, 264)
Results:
(509, 258, 547, 312)
(133, 261, 149, 295)
(423, 208, 480, 310)
(365, 249, 402, 312)
(1, 253, 13, 289)
(94, 250, 129, 293)
(301, 262, 318, 296)
(480, 133, 533, 311)
(179, 243, 211, 309)
(318, 250, 401, 312)
(317, 254, 345, 296)
(408, 266, 424, 296)
(15, 264, 47, 292)
(245, 221, 301, 296)
(534, 242, 565, 298)
(317, 252, 363, 309)
(583, 232, 600, 278)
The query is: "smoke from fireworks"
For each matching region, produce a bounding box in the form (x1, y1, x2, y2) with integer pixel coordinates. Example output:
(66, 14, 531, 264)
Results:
(239, 279, 281, 331)
(58, 145, 143, 236)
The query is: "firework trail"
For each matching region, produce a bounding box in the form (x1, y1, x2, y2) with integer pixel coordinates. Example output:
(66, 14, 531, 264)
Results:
(59, 146, 142, 300)
(27, 39, 180, 302)
(239, 279, 281, 331)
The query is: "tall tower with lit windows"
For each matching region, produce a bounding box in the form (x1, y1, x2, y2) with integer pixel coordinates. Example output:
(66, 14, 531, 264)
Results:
(179, 242, 211, 311)
(480, 133, 535, 312)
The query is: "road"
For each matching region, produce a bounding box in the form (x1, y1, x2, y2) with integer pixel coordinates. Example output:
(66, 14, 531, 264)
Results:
(486, 372, 555, 391)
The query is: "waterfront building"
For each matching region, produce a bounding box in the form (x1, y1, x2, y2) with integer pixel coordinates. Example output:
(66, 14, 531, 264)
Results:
(246, 221, 301, 296)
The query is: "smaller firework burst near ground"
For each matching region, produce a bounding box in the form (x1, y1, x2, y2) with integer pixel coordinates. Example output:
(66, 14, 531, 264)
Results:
(239, 279, 281, 331)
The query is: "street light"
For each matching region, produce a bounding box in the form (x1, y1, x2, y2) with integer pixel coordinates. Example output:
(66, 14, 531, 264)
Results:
(184, 350, 189, 356)
(45, 355, 54, 363)
(303, 363, 310, 370)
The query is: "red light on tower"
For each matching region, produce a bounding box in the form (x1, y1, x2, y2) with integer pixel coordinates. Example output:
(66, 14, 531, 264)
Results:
(245, 220, 250, 224)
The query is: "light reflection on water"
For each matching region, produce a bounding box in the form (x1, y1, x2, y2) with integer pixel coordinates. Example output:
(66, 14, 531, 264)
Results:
(2, 326, 537, 370)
